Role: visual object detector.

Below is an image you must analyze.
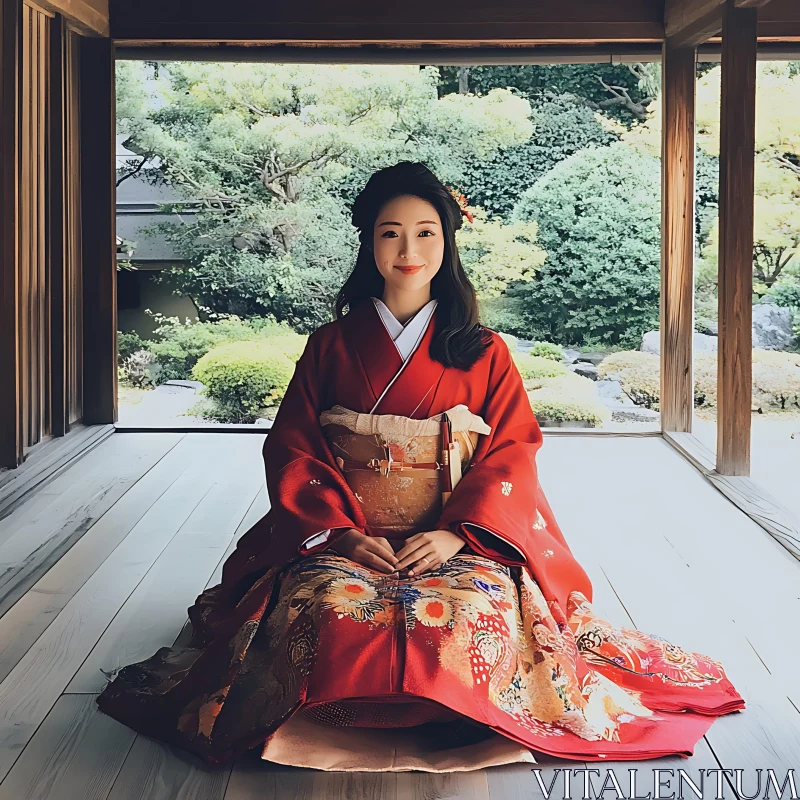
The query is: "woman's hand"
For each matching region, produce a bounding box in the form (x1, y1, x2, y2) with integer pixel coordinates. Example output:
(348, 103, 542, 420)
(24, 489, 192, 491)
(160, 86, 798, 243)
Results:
(328, 529, 399, 575)
(394, 529, 465, 577)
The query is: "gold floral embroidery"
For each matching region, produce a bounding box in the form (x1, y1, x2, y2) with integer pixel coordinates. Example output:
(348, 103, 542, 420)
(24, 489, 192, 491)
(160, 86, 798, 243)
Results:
(532, 510, 546, 530)
(309, 479, 321, 485)
(542, 549, 554, 558)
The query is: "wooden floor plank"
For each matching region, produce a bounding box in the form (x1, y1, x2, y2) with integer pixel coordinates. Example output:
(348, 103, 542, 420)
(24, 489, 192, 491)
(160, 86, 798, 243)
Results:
(0, 435, 263, 783)
(67, 466, 262, 692)
(0, 694, 135, 799)
(0, 431, 179, 546)
(3, 431, 799, 797)
(106, 735, 231, 800)
(0, 433, 185, 618)
(224, 752, 315, 800)
(539, 435, 800, 776)
(0, 424, 115, 520)
(173, 488, 270, 650)
(0, 434, 232, 684)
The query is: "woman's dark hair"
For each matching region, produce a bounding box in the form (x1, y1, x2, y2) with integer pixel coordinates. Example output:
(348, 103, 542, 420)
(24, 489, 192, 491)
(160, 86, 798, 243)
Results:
(335, 161, 491, 370)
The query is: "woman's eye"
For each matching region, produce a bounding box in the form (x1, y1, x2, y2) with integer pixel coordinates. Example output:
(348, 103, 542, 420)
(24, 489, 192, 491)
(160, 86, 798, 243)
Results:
(381, 231, 398, 237)
(419, 230, 434, 237)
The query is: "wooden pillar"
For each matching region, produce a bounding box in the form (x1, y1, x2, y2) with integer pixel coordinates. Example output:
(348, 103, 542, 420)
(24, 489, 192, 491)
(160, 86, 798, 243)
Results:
(0, 0, 21, 467)
(48, 13, 66, 437)
(79, 35, 116, 424)
(660, 42, 697, 434)
(716, 0, 757, 475)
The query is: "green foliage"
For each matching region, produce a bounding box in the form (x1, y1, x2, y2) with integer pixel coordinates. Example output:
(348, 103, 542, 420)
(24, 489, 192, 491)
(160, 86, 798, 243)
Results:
(529, 341, 564, 361)
(696, 64, 800, 295)
(511, 142, 661, 348)
(461, 93, 618, 219)
(118, 331, 147, 363)
(118, 313, 307, 384)
(117, 62, 534, 329)
(766, 281, 800, 309)
(191, 340, 297, 423)
(455, 207, 545, 297)
(478, 296, 528, 337)
(436, 64, 659, 125)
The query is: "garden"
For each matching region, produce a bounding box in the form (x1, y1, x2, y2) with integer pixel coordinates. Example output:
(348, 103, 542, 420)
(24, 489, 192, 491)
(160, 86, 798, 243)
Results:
(115, 60, 800, 427)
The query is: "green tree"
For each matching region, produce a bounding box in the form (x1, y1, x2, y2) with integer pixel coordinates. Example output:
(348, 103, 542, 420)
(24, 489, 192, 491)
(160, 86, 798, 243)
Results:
(460, 92, 618, 219)
(436, 63, 660, 125)
(116, 61, 534, 331)
(510, 142, 661, 347)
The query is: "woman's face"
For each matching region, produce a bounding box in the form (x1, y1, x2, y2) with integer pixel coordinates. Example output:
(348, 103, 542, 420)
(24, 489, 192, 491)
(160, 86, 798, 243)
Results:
(372, 194, 444, 294)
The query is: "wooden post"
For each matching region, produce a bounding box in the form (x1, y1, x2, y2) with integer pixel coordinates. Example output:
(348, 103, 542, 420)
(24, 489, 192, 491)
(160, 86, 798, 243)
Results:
(79, 35, 116, 424)
(0, 0, 21, 467)
(660, 43, 697, 434)
(716, 0, 757, 475)
(49, 13, 66, 437)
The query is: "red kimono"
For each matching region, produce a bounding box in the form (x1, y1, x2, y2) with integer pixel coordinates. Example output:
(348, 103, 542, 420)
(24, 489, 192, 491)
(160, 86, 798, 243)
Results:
(95, 300, 745, 769)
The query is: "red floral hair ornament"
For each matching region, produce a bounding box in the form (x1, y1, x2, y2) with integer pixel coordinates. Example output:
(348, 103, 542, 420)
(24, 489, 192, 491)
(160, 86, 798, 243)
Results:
(444, 184, 474, 224)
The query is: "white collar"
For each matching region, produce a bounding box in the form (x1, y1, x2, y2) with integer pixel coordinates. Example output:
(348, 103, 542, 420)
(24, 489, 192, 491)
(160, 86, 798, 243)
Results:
(372, 297, 437, 362)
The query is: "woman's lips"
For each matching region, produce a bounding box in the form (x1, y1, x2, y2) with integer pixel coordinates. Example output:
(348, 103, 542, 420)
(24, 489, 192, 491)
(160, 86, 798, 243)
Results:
(394, 265, 424, 274)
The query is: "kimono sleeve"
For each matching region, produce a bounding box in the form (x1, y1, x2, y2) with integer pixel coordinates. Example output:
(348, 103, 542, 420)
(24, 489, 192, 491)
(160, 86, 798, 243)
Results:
(436, 336, 592, 609)
(263, 329, 367, 558)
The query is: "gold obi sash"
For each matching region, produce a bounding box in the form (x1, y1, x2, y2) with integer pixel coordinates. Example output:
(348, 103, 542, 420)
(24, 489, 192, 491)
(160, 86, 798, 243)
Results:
(320, 404, 492, 537)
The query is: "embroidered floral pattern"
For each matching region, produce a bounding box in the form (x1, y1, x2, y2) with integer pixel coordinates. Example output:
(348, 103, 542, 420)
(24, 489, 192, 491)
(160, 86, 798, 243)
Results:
(96, 551, 740, 767)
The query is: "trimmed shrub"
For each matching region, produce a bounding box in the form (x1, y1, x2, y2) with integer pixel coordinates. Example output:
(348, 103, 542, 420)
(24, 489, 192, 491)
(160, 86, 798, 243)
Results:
(513, 352, 568, 380)
(131, 313, 307, 385)
(752, 349, 800, 410)
(529, 389, 611, 426)
(192, 341, 296, 423)
(693, 352, 718, 408)
(598, 348, 800, 411)
(529, 341, 563, 361)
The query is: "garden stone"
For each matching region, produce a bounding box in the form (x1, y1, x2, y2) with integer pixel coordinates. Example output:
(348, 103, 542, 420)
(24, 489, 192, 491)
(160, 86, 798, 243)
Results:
(165, 380, 204, 392)
(611, 408, 660, 423)
(574, 352, 605, 366)
(596, 380, 635, 407)
(752, 303, 797, 350)
(570, 362, 599, 380)
(516, 338, 534, 353)
(562, 349, 581, 364)
(699, 321, 718, 336)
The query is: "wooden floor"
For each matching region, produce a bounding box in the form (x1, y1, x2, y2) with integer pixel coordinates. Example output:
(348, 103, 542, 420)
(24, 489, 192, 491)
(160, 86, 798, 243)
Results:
(0, 431, 798, 799)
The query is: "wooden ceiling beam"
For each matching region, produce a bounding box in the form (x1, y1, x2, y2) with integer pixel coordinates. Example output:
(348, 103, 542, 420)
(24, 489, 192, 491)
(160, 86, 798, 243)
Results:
(665, 0, 725, 47)
(665, 0, 779, 46)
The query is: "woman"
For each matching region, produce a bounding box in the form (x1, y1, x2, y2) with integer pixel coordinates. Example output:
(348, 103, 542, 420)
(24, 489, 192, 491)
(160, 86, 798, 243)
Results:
(96, 162, 745, 772)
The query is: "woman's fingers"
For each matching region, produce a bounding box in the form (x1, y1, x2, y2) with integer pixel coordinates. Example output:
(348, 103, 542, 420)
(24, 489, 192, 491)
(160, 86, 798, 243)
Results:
(394, 541, 432, 571)
(401, 546, 438, 575)
(368, 537, 399, 566)
(411, 557, 441, 577)
(358, 549, 396, 574)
